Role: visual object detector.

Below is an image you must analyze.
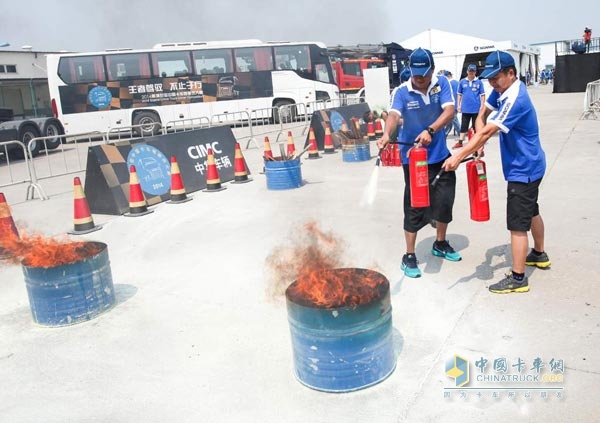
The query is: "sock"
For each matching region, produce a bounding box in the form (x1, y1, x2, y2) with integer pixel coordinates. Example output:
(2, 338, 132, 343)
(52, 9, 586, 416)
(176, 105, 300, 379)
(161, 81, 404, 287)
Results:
(512, 271, 525, 281)
(532, 249, 543, 256)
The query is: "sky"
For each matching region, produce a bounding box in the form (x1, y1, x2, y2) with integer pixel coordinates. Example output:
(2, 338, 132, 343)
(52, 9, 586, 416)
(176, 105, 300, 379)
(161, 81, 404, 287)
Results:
(1, 0, 596, 52)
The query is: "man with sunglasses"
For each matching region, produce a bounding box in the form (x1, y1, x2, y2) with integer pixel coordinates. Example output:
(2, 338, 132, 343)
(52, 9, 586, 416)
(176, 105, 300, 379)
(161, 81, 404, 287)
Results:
(442, 50, 551, 294)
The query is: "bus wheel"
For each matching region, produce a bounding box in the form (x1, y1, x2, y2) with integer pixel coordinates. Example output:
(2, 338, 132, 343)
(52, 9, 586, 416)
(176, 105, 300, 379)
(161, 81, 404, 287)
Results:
(43, 119, 64, 150)
(272, 100, 296, 124)
(133, 111, 161, 137)
(14, 125, 42, 159)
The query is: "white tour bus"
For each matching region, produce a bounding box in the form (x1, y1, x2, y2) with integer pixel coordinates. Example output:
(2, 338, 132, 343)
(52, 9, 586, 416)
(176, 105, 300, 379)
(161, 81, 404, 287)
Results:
(46, 39, 339, 135)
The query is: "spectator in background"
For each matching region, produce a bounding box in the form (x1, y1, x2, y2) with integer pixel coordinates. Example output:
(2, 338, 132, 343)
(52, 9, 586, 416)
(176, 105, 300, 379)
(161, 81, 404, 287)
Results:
(443, 71, 460, 137)
(454, 64, 485, 149)
(584, 27, 592, 52)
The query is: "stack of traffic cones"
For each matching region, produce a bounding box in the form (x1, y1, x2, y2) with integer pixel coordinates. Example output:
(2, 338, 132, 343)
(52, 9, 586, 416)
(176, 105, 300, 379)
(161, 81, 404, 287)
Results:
(232, 142, 252, 184)
(367, 121, 375, 140)
(0, 193, 19, 259)
(68, 177, 102, 235)
(323, 122, 336, 154)
(286, 131, 296, 157)
(264, 136, 274, 161)
(168, 155, 192, 203)
(126, 165, 153, 217)
(204, 148, 226, 192)
(307, 127, 320, 159)
(375, 118, 384, 138)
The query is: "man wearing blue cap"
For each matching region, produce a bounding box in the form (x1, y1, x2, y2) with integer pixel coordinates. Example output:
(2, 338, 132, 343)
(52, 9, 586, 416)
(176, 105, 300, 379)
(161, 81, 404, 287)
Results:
(453, 64, 486, 149)
(442, 50, 550, 294)
(377, 48, 459, 278)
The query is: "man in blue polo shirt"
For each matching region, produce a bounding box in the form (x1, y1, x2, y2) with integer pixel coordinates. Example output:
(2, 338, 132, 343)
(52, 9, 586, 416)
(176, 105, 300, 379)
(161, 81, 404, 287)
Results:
(453, 64, 485, 149)
(377, 48, 460, 278)
(442, 50, 550, 294)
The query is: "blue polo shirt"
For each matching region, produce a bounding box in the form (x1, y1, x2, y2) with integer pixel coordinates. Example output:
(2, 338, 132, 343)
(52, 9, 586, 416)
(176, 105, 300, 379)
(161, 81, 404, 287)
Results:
(389, 75, 454, 165)
(449, 78, 459, 107)
(486, 79, 546, 183)
(458, 78, 485, 113)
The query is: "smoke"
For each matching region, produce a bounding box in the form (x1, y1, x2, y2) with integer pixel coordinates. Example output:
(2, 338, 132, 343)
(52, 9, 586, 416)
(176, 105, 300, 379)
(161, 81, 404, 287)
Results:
(264, 219, 349, 301)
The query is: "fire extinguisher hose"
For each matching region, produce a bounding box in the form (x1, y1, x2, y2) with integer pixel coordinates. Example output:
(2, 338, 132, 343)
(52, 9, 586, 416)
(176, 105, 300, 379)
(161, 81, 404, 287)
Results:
(431, 156, 475, 187)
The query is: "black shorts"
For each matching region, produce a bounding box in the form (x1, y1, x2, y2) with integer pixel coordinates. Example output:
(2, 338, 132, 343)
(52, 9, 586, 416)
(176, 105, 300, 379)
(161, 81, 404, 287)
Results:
(460, 113, 478, 133)
(402, 157, 456, 232)
(506, 179, 541, 231)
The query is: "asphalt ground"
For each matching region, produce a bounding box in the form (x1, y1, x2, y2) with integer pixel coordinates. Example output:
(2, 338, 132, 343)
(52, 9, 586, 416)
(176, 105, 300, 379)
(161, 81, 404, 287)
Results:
(0, 84, 598, 422)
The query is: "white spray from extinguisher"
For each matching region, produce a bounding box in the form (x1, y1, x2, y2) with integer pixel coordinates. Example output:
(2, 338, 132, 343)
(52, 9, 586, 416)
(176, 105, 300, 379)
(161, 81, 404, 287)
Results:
(360, 149, 382, 207)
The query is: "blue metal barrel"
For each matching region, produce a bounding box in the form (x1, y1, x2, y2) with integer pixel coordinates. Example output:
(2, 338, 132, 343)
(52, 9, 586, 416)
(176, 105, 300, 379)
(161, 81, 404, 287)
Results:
(342, 142, 371, 162)
(22, 242, 116, 327)
(265, 158, 302, 190)
(285, 268, 396, 392)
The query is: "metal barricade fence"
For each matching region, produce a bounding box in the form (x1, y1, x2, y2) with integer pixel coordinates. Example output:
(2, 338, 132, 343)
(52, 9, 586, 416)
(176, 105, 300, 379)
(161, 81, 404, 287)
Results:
(106, 122, 162, 142)
(0, 140, 45, 200)
(25, 131, 106, 200)
(163, 116, 211, 133)
(582, 79, 600, 120)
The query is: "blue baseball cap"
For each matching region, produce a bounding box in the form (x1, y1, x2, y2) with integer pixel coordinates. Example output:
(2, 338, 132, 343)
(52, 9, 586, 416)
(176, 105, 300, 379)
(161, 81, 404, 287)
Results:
(408, 48, 434, 77)
(467, 64, 477, 71)
(479, 51, 515, 79)
(443, 70, 451, 76)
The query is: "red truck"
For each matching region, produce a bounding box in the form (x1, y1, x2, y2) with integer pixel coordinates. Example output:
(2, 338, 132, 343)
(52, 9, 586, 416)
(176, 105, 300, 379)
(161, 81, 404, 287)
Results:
(331, 58, 387, 96)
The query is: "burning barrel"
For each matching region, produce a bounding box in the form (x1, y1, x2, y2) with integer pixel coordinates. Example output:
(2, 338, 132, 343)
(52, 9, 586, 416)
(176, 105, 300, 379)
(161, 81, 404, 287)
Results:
(285, 268, 396, 392)
(22, 241, 116, 327)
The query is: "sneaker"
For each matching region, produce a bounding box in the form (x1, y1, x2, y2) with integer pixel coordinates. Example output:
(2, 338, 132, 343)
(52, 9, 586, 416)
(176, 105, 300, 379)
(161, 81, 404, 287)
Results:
(489, 273, 529, 294)
(401, 253, 422, 278)
(431, 240, 462, 261)
(525, 249, 551, 268)
(452, 141, 463, 149)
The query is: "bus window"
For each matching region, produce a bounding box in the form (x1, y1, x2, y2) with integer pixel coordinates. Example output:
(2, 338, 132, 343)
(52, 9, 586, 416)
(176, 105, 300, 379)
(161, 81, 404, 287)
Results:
(274, 45, 311, 72)
(106, 53, 151, 80)
(315, 63, 332, 83)
(151, 51, 192, 77)
(58, 55, 106, 84)
(234, 47, 273, 72)
(193, 49, 233, 75)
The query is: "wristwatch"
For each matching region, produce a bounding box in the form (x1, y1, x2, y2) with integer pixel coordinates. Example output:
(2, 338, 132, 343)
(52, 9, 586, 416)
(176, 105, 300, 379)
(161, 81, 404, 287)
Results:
(426, 126, 435, 136)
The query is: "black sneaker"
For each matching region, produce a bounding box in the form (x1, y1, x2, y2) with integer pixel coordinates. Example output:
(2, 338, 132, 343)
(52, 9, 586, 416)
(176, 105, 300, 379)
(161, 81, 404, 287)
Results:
(489, 273, 529, 294)
(431, 240, 462, 261)
(401, 253, 421, 278)
(525, 249, 551, 269)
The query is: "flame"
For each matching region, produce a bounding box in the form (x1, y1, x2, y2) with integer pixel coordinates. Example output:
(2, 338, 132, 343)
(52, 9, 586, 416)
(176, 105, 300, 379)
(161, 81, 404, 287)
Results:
(265, 220, 386, 308)
(0, 229, 101, 268)
(287, 268, 387, 309)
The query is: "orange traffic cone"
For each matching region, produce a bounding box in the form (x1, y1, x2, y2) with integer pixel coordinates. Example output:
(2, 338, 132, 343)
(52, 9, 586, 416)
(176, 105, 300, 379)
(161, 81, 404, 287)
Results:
(0, 192, 19, 259)
(375, 118, 384, 137)
(323, 122, 336, 154)
(68, 177, 102, 235)
(286, 131, 296, 157)
(232, 142, 252, 184)
(264, 136, 274, 160)
(367, 121, 375, 140)
(168, 155, 192, 203)
(341, 120, 348, 133)
(126, 165, 153, 217)
(307, 127, 320, 159)
(204, 148, 226, 192)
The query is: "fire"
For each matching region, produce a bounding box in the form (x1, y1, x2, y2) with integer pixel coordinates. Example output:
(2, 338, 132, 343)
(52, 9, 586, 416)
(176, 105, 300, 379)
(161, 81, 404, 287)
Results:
(0, 229, 101, 267)
(287, 268, 387, 309)
(265, 220, 385, 308)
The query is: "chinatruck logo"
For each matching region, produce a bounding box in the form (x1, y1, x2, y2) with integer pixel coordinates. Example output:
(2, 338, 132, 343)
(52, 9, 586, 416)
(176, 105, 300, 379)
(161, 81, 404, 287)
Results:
(444, 354, 565, 400)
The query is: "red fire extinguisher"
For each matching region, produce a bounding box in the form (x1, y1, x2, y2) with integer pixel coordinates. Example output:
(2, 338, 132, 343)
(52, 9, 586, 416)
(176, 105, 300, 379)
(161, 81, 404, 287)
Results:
(466, 158, 490, 221)
(409, 146, 429, 207)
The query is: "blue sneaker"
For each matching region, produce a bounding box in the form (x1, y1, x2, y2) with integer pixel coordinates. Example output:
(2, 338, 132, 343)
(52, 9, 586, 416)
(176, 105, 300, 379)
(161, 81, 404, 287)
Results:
(401, 253, 422, 278)
(431, 240, 462, 261)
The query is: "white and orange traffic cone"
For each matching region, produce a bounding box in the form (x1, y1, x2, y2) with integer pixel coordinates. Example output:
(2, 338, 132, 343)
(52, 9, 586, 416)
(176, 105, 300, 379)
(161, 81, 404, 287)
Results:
(323, 122, 336, 154)
(367, 121, 375, 140)
(204, 148, 226, 192)
(264, 136, 274, 161)
(286, 131, 296, 157)
(375, 118, 384, 137)
(0, 192, 19, 259)
(168, 155, 192, 203)
(126, 165, 153, 217)
(307, 127, 320, 159)
(232, 142, 252, 184)
(68, 177, 102, 234)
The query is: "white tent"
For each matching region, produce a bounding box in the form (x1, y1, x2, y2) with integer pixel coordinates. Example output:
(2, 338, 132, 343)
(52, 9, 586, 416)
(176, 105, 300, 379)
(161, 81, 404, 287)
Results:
(400, 29, 541, 83)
